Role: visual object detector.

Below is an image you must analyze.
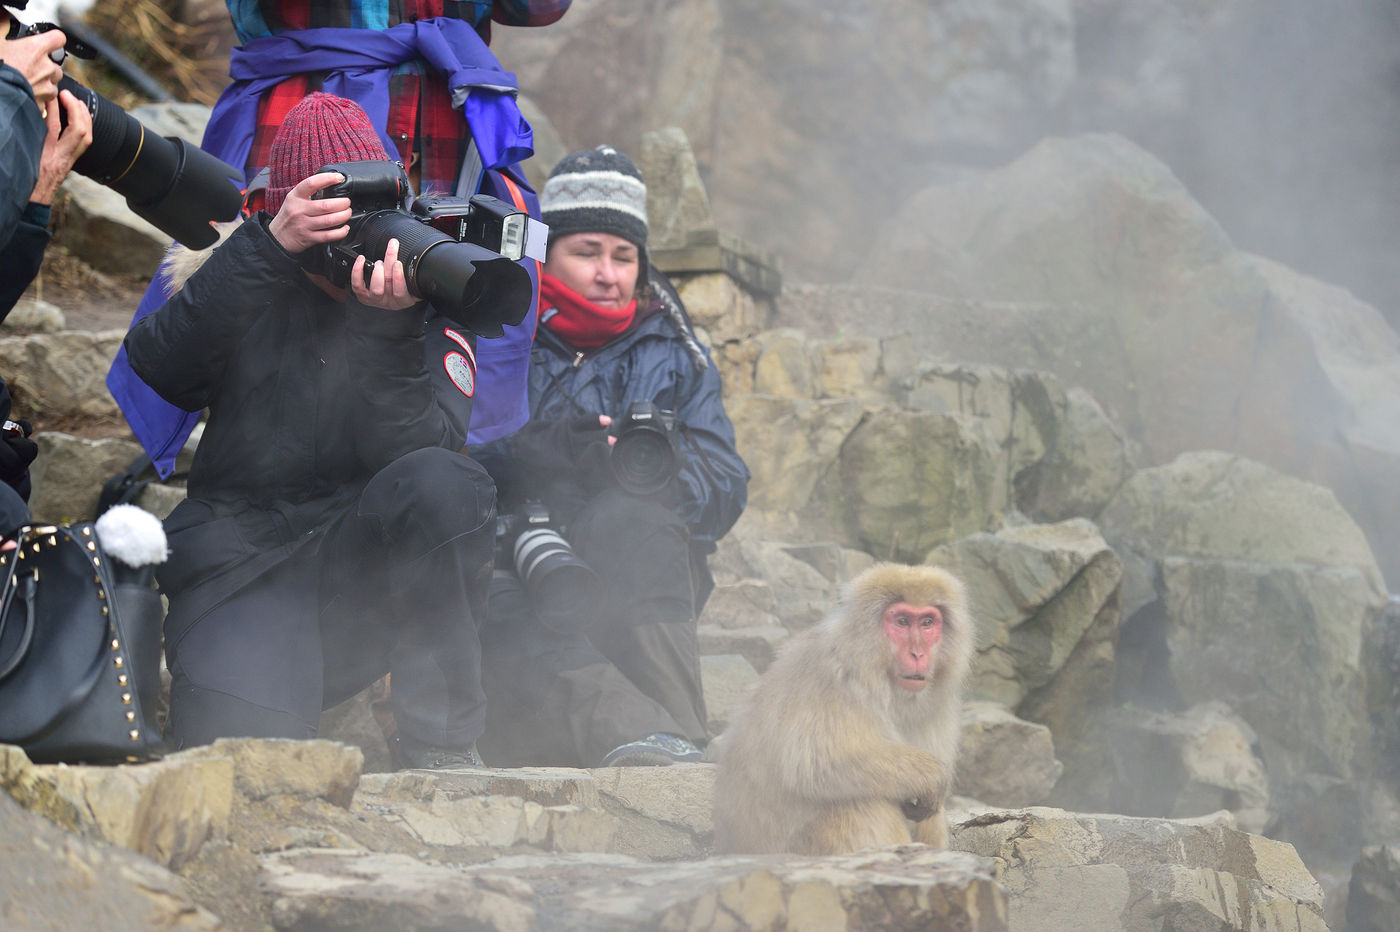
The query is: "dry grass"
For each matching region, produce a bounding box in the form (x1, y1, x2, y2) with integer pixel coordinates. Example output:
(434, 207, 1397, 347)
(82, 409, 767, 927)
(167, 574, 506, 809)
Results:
(76, 0, 234, 107)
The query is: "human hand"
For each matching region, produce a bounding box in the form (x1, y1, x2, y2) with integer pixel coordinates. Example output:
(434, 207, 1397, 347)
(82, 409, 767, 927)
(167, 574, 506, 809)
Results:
(29, 88, 91, 205)
(0, 418, 37, 491)
(0, 23, 66, 111)
(351, 237, 419, 311)
(267, 171, 352, 254)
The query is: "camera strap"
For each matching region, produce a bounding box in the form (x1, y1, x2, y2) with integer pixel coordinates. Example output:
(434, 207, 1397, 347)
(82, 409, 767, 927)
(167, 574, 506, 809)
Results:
(455, 138, 484, 197)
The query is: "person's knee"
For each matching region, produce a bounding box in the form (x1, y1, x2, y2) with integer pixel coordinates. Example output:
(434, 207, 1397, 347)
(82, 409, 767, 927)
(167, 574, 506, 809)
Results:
(362, 448, 497, 543)
(577, 490, 684, 550)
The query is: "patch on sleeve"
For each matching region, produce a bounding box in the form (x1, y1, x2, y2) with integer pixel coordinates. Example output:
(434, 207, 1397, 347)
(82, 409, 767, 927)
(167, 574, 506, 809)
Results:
(443, 352, 476, 397)
(443, 327, 476, 366)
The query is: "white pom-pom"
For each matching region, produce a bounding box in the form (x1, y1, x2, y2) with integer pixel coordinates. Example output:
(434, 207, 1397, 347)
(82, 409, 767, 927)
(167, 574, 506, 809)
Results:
(94, 504, 169, 568)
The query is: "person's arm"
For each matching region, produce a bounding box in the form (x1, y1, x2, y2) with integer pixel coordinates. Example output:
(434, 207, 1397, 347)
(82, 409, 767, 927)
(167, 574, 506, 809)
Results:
(669, 354, 749, 545)
(343, 237, 476, 470)
(0, 88, 93, 318)
(0, 64, 46, 252)
(127, 170, 353, 410)
(124, 217, 302, 411)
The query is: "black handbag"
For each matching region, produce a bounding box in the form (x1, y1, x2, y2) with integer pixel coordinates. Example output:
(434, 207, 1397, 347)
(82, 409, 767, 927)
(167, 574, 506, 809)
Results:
(0, 522, 166, 763)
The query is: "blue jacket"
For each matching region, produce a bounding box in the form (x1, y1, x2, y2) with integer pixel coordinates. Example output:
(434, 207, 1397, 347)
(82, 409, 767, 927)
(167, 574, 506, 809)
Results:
(484, 272, 748, 551)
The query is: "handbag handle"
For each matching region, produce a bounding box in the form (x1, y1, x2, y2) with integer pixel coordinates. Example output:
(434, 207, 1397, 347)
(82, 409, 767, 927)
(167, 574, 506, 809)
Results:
(0, 572, 37, 682)
(0, 528, 126, 734)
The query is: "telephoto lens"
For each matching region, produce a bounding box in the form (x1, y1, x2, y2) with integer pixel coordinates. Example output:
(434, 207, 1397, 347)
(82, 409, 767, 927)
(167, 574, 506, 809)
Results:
(503, 503, 602, 632)
(610, 401, 680, 496)
(57, 76, 244, 249)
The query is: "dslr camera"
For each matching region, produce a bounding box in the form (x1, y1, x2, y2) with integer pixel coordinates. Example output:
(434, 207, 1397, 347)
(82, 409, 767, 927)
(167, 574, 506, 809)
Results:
(495, 501, 601, 631)
(307, 159, 541, 336)
(4, 10, 245, 249)
(610, 401, 681, 495)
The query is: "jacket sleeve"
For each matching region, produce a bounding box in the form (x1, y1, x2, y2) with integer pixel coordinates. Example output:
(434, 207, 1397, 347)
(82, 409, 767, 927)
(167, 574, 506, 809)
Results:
(670, 350, 750, 546)
(344, 308, 477, 470)
(124, 218, 302, 411)
(0, 212, 49, 319)
(0, 66, 44, 258)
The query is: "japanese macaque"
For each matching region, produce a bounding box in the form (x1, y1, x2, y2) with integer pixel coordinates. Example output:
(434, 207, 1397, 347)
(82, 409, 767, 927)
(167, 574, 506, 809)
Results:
(712, 563, 975, 855)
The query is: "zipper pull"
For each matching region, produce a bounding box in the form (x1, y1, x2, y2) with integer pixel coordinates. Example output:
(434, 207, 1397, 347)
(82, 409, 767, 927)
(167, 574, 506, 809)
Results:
(572, 352, 585, 368)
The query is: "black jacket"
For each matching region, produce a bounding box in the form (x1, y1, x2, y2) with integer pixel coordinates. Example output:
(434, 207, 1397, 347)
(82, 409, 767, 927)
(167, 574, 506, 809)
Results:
(125, 215, 481, 634)
(0, 63, 48, 512)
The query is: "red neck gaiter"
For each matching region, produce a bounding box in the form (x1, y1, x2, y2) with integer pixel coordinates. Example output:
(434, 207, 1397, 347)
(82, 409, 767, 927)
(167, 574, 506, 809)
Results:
(540, 273, 638, 349)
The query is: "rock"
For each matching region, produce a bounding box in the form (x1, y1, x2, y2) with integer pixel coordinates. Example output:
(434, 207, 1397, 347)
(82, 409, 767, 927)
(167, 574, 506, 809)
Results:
(589, 763, 716, 859)
(1, 744, 233, 870)
(0, 329, 125, 423)
(956, 701, 1063, 807)
(697, 623, 788, 673)
(1106, 701, 1271, 834)
(929, 519, 1122, 809)
(831, 407, 1003, 563)
(0, 790, 222, 930)
(1346, 844, 1400, 932)
(1, 296, 65, 333)
(1099, 450, 1388, 618)
(640, 126, 716, 252)
(700, 653, 759, 734)
(30, 432, 144, 523)
(262, 845, 1007, 931)
(953, 806, 1328, 932)
(699, 576, 780, 629)
(53, 175, 171, 275)
(174, 738, 363, 808)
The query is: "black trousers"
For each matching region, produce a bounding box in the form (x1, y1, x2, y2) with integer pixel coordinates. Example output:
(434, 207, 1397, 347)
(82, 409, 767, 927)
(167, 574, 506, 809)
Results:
(479, 490, 707, 767)
(164, 448, 497, 751)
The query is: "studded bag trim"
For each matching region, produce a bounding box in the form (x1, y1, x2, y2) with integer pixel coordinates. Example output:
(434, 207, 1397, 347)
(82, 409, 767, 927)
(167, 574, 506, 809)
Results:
(0, 523, 166, 764)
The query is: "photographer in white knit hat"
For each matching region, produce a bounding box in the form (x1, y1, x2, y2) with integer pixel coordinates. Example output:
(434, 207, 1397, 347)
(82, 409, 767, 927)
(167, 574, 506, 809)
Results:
(475, 145, 749, 767)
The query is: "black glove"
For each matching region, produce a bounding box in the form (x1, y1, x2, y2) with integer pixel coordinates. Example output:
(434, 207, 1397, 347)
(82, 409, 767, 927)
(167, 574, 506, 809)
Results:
(510, 414, 615, 488)
(0, 418, 37, 501)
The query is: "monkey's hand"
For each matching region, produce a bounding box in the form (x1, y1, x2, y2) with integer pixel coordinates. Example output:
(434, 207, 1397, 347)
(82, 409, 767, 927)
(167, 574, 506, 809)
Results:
(901, 797, 938, 823)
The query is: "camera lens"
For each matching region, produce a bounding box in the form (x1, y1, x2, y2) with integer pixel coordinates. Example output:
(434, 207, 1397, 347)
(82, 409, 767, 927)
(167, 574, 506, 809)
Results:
(58, 76, 244, 249)
(353, 210, 532, 336)
(512, 526, 601, 628)
(611, 424, 678, 496)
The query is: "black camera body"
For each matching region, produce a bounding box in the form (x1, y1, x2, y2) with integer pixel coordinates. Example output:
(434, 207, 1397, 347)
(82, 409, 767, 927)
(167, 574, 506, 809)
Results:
(610, 401, 680, 496)
(308, 160, 533, 337)
(4, 15, 246, 249)
(495, 501, 601, 631)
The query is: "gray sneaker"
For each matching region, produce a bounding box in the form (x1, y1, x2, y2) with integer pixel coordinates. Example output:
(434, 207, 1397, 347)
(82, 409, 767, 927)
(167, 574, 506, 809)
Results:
(599, 733, 703, 767)
(397, 736, 485, 771)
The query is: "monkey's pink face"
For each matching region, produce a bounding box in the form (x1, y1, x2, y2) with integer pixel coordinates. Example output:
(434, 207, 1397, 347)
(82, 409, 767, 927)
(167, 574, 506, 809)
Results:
(882, 602, 944, 692)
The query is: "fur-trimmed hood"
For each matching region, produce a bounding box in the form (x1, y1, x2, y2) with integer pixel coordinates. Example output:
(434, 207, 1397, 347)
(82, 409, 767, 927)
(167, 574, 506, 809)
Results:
(158, 216, 247, 297)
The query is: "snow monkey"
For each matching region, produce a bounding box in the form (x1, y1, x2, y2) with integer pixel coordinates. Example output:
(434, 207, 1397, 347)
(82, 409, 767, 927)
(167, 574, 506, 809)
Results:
(712, 563, 975, 855)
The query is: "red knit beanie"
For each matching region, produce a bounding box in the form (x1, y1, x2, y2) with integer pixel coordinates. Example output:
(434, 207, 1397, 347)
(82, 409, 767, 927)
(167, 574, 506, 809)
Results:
(264, 92, 390, 216)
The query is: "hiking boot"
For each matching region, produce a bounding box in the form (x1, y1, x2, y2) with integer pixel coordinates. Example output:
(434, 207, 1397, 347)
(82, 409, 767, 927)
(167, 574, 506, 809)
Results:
(599, 733, 703, 767)
(397, 735, 485, 771)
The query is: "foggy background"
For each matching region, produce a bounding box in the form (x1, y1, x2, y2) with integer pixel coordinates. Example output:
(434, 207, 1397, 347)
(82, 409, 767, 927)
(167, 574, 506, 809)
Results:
(494, 0, 1400, 333)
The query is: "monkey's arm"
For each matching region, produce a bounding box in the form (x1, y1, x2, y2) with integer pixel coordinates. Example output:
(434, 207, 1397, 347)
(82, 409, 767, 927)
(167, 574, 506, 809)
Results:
(773, 687, 949, 808)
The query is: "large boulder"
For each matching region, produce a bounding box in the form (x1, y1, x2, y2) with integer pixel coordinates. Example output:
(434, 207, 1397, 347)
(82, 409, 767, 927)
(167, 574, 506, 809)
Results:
(1099, 451, 1389, 862)
(493, 0, 1075, 284)
(849, 131, 1400, 586)
(953, 806, 1328, 932)
(928, 518, 1122, 808)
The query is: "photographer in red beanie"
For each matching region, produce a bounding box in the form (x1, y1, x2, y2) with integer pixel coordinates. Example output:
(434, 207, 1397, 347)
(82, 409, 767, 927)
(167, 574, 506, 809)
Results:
(124, 93, 498, 769)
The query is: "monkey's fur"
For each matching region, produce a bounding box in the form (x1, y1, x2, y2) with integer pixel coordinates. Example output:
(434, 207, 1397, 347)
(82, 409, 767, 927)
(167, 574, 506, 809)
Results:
(712, 563, 975, 855)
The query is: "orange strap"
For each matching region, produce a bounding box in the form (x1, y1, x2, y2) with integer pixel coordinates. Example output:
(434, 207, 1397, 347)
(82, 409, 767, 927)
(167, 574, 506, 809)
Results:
(497, 172, 542, 338)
